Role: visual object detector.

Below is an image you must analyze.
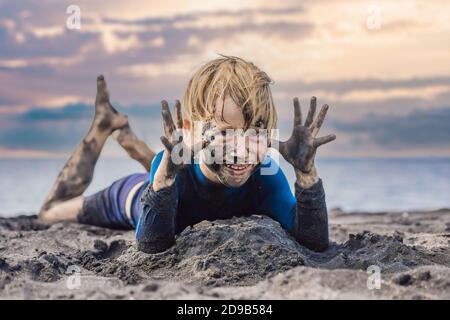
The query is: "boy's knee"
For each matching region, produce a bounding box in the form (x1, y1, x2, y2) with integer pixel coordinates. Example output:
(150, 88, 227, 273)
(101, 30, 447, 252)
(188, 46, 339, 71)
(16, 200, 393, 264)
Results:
(38, 207, 58, 224)
(39, 197, 83, 224)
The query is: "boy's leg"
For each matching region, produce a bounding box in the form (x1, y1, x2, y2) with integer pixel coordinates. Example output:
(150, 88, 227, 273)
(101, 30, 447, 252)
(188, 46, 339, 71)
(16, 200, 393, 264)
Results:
(39, 75, 127, 223)
(80, 172, 148, 229)
(113, 124, 155, 172)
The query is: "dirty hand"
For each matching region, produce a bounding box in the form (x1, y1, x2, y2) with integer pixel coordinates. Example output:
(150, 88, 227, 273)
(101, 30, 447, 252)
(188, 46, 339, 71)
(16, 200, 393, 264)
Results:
(153, 100, 204, 191)
(272, 97, 336, 188)
(152, 100, 185, 191)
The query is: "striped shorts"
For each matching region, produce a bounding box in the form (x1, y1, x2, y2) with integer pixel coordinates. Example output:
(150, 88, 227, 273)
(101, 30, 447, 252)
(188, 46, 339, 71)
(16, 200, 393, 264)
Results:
(78, 173, 148, 229)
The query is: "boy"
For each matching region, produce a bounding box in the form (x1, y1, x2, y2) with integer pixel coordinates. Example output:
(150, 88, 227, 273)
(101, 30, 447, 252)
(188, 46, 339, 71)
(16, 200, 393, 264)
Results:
(39, 56, 336, 254)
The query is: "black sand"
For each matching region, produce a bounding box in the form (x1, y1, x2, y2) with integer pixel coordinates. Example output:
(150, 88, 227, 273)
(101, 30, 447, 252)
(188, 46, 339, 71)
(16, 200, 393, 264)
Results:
(1, 209, 449, 299)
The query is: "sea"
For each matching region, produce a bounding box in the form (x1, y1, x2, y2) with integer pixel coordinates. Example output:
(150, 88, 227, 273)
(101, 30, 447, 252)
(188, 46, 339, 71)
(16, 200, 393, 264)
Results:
(0, 157, 449, 217)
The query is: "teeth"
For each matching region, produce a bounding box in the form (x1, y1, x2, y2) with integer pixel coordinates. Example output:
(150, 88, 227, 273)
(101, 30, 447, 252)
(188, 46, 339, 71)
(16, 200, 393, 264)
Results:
(225, 164, 249, 170)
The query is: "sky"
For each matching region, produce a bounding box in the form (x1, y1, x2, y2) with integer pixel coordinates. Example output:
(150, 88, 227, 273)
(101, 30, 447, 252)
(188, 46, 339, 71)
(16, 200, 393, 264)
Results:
(0, 0, 449, 158)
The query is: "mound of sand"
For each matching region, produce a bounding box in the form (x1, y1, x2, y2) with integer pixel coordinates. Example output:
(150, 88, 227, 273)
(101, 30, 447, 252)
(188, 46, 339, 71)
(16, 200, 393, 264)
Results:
(0, 210, 449, 299)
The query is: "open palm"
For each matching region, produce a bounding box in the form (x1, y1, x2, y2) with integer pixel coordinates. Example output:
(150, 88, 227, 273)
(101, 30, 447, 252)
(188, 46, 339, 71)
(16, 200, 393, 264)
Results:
(273, 97, 336, 173)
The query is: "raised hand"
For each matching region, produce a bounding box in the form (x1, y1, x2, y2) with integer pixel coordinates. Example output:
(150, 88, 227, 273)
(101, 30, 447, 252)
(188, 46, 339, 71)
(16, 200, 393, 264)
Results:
(153, 100, 208, 191)
(273, 97, 336, 185)
(159, 100, 185, 179)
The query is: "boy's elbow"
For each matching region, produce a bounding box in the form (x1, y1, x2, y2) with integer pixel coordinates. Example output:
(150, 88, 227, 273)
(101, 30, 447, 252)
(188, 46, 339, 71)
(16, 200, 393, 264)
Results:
(304, 239, 329, 252)
(294, 231, 329, 252)
(136, 237, 175, 254)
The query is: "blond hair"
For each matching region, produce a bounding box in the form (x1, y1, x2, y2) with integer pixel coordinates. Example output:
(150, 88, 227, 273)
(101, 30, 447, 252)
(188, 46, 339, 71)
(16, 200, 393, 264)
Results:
(183, 55, 277, 131)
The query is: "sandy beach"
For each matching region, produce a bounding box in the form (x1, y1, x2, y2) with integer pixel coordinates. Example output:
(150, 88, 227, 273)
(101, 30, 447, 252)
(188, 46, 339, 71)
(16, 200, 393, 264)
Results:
(1, 209, 449, 299)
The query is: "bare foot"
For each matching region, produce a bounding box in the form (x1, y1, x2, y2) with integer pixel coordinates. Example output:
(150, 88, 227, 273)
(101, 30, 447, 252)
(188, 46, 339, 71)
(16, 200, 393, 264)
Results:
(113, 124, 134, 149)
(93, 75, 128, 133)
(112, 124, 155, 171)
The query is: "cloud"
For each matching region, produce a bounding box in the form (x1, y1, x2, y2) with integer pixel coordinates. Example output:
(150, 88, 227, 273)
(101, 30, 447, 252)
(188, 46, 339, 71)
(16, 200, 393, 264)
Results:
(334, 107, 450, 149)
(0, 2, 313, 113)
(10, 102, 163, 122)
(0, 101, 164, 152)
(1, 100, 449, 158)
(0, 3, 309, 62)
(1, 0, 450, 158)
(0, 120, 89, 151)
(0, 24, 99, 60)
(272, 76, 450, 121)
(18, 103, 93, 121)
(102, 5, 305, 27)
(278, 76, 450, 95)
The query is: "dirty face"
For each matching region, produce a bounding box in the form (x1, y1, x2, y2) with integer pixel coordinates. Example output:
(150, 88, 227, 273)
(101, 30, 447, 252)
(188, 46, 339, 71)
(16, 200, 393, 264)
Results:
(199, 95, 269, 188)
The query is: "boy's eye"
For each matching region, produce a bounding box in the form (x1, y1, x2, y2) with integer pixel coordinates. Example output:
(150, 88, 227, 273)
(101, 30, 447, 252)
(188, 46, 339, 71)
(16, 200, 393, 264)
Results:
(254, 119, 264, 128)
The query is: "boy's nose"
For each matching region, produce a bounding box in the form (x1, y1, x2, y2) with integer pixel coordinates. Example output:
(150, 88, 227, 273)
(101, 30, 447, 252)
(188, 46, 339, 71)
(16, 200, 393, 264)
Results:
(228, 135, 249, 163)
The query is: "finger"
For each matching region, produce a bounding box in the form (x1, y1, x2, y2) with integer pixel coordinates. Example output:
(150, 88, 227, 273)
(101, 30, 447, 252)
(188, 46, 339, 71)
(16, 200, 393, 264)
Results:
(192, 140, 206, 156)
(162, 110, 175, 138)
(304, 96, 316, 128)
(161, 99, 170, 113)
(174, 99, 183, 129)
(96, 75, 110, 105)
(314, 134, 336, 147)
(269, 139, 287, 155)
(293, 97, 302, 127)
(161, 100, 176, 138)
(311, 104, 329, 137)
(160, 136, 173, 152)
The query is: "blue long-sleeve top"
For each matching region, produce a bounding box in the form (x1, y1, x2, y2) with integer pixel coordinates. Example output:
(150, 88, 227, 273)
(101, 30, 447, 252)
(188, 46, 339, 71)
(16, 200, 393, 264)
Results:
(136, 151, 329, 253)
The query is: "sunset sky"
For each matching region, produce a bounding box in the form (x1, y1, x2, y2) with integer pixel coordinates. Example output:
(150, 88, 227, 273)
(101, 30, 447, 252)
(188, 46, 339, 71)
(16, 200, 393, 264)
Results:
(1, 0, 449, 158)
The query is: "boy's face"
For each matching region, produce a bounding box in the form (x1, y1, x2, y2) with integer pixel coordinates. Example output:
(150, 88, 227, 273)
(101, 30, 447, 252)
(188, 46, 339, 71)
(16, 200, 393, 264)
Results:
(199, 95, 268, 187)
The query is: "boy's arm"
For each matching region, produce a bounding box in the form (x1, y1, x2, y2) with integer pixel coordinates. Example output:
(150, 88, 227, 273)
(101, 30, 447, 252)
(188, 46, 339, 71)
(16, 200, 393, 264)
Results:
(293, 169, 329, 251)
(258, 160, 329, 252)
(136, 150, 178, 253)
(271, 96, 336, 252)
(135, 100, 183, 253)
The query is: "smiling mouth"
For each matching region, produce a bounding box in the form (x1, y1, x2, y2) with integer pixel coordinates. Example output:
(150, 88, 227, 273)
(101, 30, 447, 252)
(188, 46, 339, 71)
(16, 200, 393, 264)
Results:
(223, 164, 252, 176)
